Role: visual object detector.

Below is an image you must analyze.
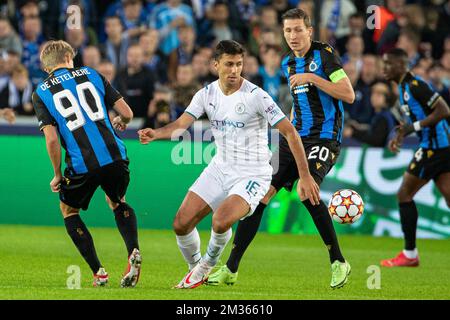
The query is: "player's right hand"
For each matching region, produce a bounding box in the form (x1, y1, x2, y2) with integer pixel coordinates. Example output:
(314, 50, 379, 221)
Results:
(389, 128, 404, 154)
(138, 128, 157, 144)
(388, 138, 401, 153)
(50, 175, 62, 193)
(297, 174, 321, 205)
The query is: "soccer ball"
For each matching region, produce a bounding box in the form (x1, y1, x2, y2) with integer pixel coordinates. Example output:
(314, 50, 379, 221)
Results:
(328, 189, 364, 224)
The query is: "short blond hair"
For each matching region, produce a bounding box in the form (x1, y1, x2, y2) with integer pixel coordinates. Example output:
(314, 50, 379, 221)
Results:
(40, 40, 75, 72)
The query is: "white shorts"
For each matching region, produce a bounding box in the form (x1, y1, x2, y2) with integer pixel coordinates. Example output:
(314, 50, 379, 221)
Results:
(189, 161, 271, 218)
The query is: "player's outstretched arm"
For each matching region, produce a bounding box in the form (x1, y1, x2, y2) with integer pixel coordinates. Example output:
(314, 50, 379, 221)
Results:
(42, 125, 62, 192)
(138, 112, 195, 144)
(276, 118, 320, 205)
(112, 98, 134, 131)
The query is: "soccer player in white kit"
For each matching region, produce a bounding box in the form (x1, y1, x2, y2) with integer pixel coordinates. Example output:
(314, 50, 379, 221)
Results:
(138, 40, 320, 289)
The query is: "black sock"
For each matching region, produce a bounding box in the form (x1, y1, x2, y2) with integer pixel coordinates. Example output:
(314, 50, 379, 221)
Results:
(399, 201, 418, 250)
(114, 202, 139, 256)
(64, 215, 102, 274)
(303, 199, 345, 263)
(226, 203, 266, 273)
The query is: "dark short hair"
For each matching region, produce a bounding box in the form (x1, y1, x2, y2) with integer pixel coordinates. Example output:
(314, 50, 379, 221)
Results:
(214, 40, 245, 61)
(281, 8, 312, 28)
(386, 47, 408, 60)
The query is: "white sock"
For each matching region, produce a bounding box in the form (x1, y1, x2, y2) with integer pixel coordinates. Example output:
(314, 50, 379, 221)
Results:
(176, 228, 201, 270)
(203, 228, 232, 267)
(403, 248, 418, 259)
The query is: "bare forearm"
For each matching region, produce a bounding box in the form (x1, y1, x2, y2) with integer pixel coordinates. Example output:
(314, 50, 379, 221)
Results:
(284, 129, 310, 177)
(420, 99, 450, 128)
(154, 120, 186, 140)
(310, 75, 355, 103)
(403, 99, 450, 135)
(46, 140, 62, 176)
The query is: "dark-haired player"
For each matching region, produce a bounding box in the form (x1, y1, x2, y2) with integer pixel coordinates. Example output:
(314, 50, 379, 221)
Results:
(138, 39, 319, 289)
(208, 8, 355, 289)
(381, 48, 450, 267)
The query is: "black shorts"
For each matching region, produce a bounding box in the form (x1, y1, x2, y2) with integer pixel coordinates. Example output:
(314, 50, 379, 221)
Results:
(59, 160, 130, 210)
(271, 137, 340, 191)
(407, 147, 450, 181)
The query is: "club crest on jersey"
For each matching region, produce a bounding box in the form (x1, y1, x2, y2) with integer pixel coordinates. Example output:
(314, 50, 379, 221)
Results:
(404, 91, 410, 102)
(309, 61, 318, 72)
(235, 103, 245, 114)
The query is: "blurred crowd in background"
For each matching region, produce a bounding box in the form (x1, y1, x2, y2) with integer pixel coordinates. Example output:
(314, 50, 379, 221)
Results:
(0, 0, 449, 147)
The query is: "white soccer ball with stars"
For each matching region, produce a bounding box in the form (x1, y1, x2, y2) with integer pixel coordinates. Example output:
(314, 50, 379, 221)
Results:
(328, 189, 364, 224)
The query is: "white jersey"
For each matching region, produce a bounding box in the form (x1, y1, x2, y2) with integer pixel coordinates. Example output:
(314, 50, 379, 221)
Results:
(185, 79, 286, 170)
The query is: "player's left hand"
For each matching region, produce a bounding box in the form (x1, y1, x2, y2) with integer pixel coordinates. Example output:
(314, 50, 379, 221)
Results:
(112, 116, 127, 131)
(289, 73, 313, 88)
(297, 174, 321, 205)
(50, 175, 62, 193)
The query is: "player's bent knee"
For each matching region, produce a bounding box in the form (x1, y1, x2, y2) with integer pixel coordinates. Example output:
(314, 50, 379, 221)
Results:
(212, 214, 232, 234)
(172, 211, 192, 235)
(60, 202, 80, 218)
(397, 188, 413, 203)
(105, 195, 125, 210)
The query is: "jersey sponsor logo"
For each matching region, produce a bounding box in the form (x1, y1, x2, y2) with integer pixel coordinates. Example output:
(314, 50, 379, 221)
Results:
(265, 103, 281, 121)
(427, 92, 439, 107)
(264, 103, 276, 113)
(292, 84, 310, 94)
(325, 46, 333, 54)
(309, 61, 318, 72)
(235, 103, 245, 114)
(210, 119, 245, 129)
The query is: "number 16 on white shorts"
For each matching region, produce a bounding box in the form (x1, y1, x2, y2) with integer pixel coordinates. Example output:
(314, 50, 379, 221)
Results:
(189, 163, 271, 219)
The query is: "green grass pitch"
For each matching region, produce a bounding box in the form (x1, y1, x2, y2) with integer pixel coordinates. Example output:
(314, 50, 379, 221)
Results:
(0, 225, 449, 300)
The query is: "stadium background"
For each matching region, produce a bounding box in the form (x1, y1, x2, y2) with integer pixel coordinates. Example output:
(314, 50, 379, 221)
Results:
(0, 0, 449, 239)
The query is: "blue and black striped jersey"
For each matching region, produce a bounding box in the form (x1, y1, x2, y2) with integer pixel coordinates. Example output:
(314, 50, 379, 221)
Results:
(32, 67, 127, 174)
(281, 41, 346, 142)
(398, 72, 449, 149)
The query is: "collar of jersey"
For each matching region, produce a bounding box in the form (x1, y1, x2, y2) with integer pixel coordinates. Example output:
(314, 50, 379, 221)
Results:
(50, 67, 73, 77)
(399, 71, 413, 85)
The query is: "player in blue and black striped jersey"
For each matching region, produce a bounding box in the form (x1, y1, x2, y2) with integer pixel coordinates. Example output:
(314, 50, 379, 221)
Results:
(208, 8, 355, 289)
(381, 48, 450, 267)
(32, 40, 141, 287)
